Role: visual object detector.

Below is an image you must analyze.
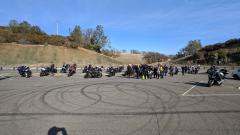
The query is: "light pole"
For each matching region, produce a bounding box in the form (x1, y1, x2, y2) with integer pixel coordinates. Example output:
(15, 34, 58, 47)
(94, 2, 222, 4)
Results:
(56, 23, 59, 35)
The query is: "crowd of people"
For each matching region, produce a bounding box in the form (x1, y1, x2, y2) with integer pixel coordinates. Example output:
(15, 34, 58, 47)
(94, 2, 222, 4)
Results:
(181, 65, 201, 75)
(125, 64, 200, 79)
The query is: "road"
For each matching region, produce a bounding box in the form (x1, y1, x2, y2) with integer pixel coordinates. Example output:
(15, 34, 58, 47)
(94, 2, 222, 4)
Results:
(0, 70, 240, 135)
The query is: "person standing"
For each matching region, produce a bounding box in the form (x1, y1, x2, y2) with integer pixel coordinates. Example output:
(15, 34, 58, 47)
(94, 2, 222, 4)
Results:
(153, 66, 158, 78)
(169, 65, 174, 77)
(160, 65, 164, 79)
(181, 66, 185, 76)
(157, 66, 160, 79)
(136, 65, 140, 79)
(164, 65, 168, 76)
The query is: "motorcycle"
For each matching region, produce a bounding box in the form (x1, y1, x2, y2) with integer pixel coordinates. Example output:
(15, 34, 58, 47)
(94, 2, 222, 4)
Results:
(107, 67, 116, 77)
(40, 67, 50, 77)
(208, 70, 225, 87)
(17, 66, 32, 78)
(67, 64, 77, 77)
(219, 69, 229, 79)
(40, 64, 58, 77)
(82, 66, 88, 73)
(84, 68, 102, 78)
(60, 64, 69, 73)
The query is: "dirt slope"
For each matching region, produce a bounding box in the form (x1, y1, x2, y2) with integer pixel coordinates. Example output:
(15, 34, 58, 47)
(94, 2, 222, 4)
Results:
(115, 53, 145, 64)
(0, 43, 121, 66)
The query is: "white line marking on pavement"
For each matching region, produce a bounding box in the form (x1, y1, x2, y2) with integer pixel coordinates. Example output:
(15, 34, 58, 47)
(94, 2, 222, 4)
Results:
(184, 94, 240, 97)
(182, 81, 201, 96)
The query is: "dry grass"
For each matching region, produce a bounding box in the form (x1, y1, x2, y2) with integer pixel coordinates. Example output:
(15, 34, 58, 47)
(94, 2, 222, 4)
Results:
(0, 43, 121, 66)
(115, 53, 145, 64)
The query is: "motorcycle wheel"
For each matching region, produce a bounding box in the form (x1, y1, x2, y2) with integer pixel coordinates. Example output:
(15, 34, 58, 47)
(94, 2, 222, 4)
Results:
(208, 80, 213, 87)
(68, 72, 73, 77)
(84, 73, 88, 78)
(24, 72, 28, 78)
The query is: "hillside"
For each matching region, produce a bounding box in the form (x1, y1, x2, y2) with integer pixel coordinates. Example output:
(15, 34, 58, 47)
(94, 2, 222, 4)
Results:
(0, 43, 121, 66)
(173, 38, 240, 65)
(115, 53, 145, 64)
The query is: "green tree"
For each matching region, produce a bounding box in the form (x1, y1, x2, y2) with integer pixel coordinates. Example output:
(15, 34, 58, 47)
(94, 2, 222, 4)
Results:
(205, 52, 218, 64)
(192, 53, 200, 63)
(143, 52, 168, 64)
(82, 28, 94, 48)
(70, 25, 82, 45)
(185, 40, 202, 55)
(92, 25, 109, 52)
(9, 19, 18, 27)
(30, 26, 45, 35)
(9, 19, 19, 33)
(217, 49, 227, 64)
(19, 21, 31, 34)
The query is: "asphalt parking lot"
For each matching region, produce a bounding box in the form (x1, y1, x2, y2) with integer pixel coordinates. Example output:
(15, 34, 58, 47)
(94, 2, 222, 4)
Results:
(0, 70, 240, 135)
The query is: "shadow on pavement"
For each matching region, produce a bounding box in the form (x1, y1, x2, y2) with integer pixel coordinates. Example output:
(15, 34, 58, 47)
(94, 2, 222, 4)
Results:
(0, 76, 11, 80)
(185, 81, 209, 87)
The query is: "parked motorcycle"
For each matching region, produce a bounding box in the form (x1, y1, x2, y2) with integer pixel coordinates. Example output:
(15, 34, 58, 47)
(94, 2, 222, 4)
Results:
(40, 64, 58, 77)
(60, 64, 69, 73)
(219, 69, 229, 78)
(84, 68, 102, 78)
(208, 69, 225, 87)
(107, 67, 116, 77)
(40, 67, 50, 77)
(67, 64, 77, 77)
(17, 66, 32, 78)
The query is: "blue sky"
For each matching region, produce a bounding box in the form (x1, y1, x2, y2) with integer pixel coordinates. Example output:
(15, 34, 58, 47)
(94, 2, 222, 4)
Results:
(0, 0, 240, 54)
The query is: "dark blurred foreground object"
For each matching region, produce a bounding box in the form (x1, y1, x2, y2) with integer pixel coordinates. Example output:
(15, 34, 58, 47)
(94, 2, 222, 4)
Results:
(48, 126, 68, 135)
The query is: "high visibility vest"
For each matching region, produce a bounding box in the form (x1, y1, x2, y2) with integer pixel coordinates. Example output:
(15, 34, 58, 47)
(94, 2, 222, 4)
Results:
(160, 67, 164, 72)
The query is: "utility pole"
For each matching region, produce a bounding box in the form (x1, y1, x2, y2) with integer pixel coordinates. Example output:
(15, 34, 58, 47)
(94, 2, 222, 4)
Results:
(56, 23, 59, 35)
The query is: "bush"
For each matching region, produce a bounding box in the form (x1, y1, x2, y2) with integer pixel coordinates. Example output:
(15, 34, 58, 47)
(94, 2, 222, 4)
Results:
(26, 34, 47, 44)
(18, 38, 31, 44)
(47, 35, 67, 46)
(69, 42, 79, 48)
(0, 36, 6, 43)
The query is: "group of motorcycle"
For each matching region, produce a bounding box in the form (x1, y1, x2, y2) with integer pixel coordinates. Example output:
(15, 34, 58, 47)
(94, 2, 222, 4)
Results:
(106, 66, 124, 77)
(17, 64, 77, 78)
(82, 65, 103, 78)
